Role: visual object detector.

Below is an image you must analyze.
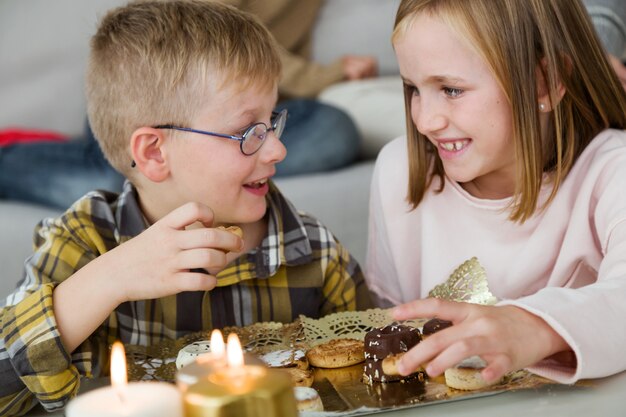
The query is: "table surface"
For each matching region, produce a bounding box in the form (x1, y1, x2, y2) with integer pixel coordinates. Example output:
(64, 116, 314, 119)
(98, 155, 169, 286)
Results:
(27, 370, 626, 417)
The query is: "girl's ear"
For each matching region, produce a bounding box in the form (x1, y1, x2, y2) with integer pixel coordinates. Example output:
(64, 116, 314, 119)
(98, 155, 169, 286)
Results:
(130, 127, 170, 182)
(536, 58, 567, 112)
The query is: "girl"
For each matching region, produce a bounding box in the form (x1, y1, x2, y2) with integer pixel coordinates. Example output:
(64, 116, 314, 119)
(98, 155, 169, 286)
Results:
(366, 0, 626, 385)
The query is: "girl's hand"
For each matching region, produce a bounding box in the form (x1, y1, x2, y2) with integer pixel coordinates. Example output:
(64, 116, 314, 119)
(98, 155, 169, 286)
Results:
(107, 202, 244, 303)
(391, 298, 572, 383)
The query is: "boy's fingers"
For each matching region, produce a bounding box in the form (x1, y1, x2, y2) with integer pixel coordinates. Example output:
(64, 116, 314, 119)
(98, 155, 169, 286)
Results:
(176, 248, 227, 271)
(176, 271, 217, 292)
(391, 298, 470, 323)
(164, 202, 215, 230)
(178, 228, 243, 252)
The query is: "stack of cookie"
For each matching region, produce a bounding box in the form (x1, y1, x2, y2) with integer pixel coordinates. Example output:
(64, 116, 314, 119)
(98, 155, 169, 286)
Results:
(363, 324, 424, 384)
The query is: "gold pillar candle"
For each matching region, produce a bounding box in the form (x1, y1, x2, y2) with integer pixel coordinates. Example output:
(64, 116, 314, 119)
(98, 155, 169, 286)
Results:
(176, 330, 264, 391)
(183, 333, 297, 417)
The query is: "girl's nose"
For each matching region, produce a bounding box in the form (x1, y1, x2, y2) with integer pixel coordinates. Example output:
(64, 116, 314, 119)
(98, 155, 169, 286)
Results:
(413, 101, 448, 135)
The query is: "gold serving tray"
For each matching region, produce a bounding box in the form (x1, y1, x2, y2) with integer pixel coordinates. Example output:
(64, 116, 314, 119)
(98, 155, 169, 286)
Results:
(125, 308, 560, 416)
(124, 259, 583, 415)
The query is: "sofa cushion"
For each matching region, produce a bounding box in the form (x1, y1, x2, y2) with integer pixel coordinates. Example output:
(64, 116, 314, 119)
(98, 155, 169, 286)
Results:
(0, 0, 126, 136)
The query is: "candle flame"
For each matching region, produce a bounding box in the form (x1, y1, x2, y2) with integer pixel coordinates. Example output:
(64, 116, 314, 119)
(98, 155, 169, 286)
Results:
(110, 341, 128, 388)
(210, 329, 225, 357)
(226, 333, 244, 367)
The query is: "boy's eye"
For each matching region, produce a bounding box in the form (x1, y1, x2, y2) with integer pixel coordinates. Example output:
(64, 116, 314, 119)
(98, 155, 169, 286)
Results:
(443, 86, 463, 98)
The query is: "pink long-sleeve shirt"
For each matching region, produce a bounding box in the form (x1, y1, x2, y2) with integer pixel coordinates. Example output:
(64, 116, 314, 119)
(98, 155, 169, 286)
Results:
(365, 129, 626, 383)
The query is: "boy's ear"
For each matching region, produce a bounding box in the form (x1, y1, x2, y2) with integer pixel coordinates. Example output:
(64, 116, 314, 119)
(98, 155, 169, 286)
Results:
(130, 127, 170, 182)
(536, 58, 567, 112)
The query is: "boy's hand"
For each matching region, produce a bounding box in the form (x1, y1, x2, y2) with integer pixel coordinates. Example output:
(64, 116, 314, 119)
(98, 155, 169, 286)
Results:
(109, 202, 244, 303)
(391, 298, 572, 383)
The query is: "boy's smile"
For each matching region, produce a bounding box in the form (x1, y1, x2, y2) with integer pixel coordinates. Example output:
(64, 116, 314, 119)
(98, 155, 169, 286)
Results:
(394, 13, 517, 199)
(243, 177, 270, 196)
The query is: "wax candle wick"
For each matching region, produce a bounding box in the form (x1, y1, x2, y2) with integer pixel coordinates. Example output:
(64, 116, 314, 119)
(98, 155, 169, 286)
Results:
(116, 387, 126, 405)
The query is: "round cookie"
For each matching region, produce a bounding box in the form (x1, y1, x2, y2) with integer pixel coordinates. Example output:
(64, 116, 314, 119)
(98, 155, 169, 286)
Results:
(293, 387, 324, 412)
(444, 367, 497, 390)
(306, 338, 365, 369)
(444, 356, 497, 390)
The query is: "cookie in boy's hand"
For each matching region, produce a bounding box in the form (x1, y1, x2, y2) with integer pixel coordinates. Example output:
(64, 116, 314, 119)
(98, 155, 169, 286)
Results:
(216, 225, 243, 238)
(306, 338, 365, 369)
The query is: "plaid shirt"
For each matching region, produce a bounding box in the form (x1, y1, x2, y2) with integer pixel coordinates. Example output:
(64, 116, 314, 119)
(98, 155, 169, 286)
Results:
(0, 182, 371, 415)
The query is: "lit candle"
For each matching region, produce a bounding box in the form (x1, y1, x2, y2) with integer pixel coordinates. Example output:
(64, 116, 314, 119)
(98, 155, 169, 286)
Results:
(183, 333, 297, 417)
(176, 329, 264, 391)
(66, 341, 183, 417)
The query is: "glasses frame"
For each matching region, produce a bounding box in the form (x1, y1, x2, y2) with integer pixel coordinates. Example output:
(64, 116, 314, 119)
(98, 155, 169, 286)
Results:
(153, 109, 287, 156)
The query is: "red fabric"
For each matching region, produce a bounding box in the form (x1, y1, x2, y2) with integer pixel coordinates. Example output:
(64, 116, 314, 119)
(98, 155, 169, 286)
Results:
(0, 128, 69, 147)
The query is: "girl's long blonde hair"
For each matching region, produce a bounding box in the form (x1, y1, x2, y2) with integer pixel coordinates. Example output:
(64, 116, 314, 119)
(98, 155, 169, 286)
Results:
(394, 0, 626, 222)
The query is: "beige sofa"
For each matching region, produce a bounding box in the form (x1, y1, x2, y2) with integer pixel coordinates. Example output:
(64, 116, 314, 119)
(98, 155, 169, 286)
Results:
(0, 0, 405, 298)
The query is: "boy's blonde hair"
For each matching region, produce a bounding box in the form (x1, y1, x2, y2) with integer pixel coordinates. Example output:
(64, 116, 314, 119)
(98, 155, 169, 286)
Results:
(394, 0, 626, 222)
(86, 0, 281, 177)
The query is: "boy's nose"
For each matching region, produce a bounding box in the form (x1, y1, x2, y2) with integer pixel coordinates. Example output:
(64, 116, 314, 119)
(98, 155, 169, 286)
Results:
(259, 131, 287, 164)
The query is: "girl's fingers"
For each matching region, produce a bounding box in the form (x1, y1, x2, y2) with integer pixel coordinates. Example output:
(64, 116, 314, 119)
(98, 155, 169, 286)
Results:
(424, 335, 490, 376)
(480, 353, 512, 383)
(391, 298, 471, 323)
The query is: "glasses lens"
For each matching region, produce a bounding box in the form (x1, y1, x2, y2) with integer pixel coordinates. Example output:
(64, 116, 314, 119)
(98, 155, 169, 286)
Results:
(241, 123, 267, 155)
(272, 110, 287, 138)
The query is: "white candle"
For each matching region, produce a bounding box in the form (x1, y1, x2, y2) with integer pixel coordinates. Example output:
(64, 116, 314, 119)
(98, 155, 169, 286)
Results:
(66, 342, 183, 417)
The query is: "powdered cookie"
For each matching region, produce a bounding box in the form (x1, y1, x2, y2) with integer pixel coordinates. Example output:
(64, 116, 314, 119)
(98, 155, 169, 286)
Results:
(293, 387, 324, 412)
(306, 338, 365, 369)
(259, 348, 308, 370)
(176, 341, 212, 369)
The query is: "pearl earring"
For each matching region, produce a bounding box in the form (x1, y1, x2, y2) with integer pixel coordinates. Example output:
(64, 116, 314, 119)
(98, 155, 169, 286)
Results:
(539, 103, 546, 111)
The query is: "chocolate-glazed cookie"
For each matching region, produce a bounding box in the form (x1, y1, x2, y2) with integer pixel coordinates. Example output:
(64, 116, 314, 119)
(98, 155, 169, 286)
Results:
(363, 324, 422, 383)
(364, 324, 421, 361)
(422, 318, 453, 336)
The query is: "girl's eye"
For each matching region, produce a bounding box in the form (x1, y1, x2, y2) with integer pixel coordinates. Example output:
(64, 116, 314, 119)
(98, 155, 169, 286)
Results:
(443, 86, 463, 98)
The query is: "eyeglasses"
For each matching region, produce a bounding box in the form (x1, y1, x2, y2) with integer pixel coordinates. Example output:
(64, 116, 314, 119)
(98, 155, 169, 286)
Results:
(153, 109, 288, 156)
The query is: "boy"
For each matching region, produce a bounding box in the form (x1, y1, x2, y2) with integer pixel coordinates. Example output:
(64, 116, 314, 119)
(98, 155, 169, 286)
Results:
(0, 1, 371, 414)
